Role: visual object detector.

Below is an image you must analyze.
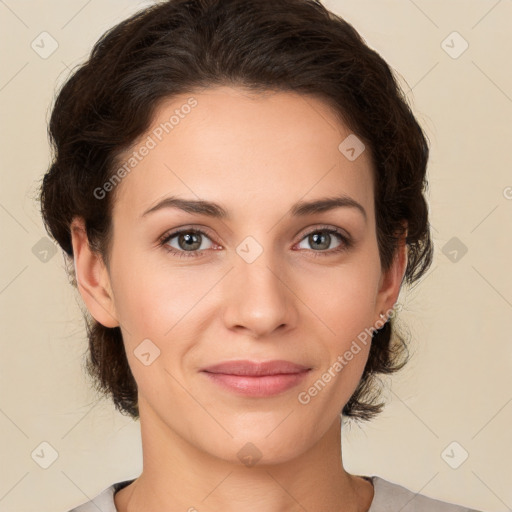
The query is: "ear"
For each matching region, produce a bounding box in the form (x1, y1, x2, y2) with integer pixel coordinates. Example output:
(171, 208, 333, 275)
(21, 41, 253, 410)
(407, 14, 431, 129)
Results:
(70, 217, 119, 328)
(374, 224, 408, 322)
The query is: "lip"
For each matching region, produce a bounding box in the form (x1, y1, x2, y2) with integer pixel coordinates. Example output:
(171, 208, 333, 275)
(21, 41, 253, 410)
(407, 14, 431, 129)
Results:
(201, 360, 311, 376)
(200, 360, 312, 397)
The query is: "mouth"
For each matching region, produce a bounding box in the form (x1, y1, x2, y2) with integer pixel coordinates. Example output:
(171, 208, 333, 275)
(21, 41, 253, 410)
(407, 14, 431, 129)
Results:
(200, 360, 312, 397)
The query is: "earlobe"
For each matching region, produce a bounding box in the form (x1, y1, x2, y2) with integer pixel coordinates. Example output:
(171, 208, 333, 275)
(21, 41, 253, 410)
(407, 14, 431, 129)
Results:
(70, 217, 119, 328)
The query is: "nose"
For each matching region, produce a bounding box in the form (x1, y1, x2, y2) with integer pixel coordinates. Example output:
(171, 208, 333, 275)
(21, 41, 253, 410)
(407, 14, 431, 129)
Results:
(221, 246, 298, 339)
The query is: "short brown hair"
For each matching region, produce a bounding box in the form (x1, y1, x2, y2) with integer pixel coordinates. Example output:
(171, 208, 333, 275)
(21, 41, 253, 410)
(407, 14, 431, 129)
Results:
(39, 0, 433, 423)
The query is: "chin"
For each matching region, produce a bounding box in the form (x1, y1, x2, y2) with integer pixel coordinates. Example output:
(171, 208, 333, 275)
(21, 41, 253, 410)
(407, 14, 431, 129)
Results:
(201, 426, 315, 468)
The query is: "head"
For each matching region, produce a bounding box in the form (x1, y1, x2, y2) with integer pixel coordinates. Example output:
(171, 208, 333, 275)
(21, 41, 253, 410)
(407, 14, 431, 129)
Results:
(40, 0, 432, 463)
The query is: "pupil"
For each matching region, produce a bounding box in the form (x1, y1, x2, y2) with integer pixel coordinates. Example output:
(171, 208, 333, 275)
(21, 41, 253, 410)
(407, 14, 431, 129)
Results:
(181, 233, 200, 250)
(312, 232, 329, 250)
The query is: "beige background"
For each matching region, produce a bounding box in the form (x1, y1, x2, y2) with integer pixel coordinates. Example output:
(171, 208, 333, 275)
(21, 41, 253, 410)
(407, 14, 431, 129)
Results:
(0, 1, 511, 511)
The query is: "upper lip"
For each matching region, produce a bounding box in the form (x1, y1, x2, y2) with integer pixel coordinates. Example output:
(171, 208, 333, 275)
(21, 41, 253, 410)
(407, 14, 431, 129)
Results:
(201, 360, 311, 376)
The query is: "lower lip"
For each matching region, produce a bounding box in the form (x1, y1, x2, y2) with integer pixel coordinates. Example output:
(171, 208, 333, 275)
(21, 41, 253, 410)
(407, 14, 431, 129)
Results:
(201, 370, 310, 397)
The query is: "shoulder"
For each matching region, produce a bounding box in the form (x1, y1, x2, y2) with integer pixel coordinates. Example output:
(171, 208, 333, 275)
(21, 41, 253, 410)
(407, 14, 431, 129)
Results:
(65, 479, 134, 512)
(368, 475, 484, 512)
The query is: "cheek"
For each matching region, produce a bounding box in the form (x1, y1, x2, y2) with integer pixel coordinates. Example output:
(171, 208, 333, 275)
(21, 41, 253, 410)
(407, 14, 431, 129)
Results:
(309, 254, 381, 332)
(108, 258, 224, 425)
(110, 250, 212, 344)
(307, 249, 381, 385)
(305, 268, 377, 408)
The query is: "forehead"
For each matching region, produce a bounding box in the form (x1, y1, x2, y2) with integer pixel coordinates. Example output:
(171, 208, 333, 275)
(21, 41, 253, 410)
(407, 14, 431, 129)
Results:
(111, 86, 374, 223)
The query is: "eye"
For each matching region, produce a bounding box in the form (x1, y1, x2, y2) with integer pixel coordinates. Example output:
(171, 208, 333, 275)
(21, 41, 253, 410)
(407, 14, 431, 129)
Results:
(159, 228, 216, 258)
(295, 227, 352, 257)
(158, 225, 352, 259)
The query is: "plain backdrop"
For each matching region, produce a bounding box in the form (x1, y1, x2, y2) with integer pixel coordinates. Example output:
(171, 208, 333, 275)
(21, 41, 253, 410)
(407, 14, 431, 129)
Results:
(0, 1, 511, 511)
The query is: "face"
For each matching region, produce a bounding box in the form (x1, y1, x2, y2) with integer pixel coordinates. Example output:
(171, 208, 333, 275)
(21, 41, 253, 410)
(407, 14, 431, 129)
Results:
(74, 86, 405, 465)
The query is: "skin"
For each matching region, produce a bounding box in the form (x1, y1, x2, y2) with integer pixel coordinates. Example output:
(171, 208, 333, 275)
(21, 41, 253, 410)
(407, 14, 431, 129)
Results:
(71, 86, 407, 512)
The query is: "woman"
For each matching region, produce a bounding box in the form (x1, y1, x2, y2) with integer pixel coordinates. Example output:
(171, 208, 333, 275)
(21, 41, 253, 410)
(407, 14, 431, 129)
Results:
(39, 0, 484, 510)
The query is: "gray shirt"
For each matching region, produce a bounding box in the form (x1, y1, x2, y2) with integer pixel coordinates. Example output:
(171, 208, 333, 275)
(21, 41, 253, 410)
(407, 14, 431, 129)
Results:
(67, 475, 483, 511)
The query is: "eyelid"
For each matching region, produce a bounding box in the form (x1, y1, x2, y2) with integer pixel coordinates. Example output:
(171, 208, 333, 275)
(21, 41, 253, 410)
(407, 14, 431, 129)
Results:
(297, 223, 351, 241)
(158, 223, 217, 240)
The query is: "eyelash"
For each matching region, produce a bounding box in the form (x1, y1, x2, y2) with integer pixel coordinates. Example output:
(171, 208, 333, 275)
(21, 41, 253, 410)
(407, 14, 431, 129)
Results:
(158, 225, 352, 259)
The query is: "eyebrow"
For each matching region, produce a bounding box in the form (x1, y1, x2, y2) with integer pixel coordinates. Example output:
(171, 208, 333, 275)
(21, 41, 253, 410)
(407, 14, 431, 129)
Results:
(141, 194, 367, 221)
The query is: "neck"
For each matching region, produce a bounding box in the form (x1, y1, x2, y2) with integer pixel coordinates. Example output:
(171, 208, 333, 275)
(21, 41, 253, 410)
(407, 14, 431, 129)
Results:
(115, 400, 373, 512)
